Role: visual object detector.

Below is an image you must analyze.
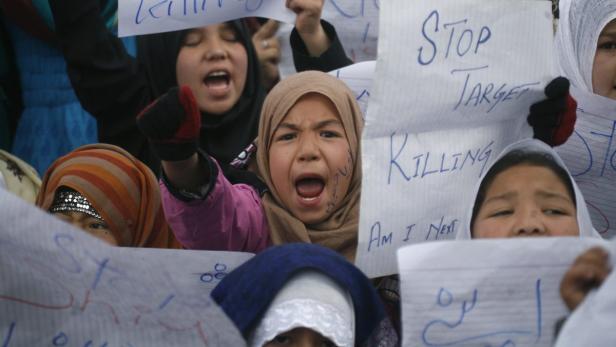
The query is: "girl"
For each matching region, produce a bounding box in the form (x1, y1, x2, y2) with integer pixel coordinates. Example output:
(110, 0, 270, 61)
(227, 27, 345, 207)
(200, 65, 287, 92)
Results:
(48, 0, 351, 175)
(211, 243, 398, 347)
(555, 0, 616, 99)
(36, 143, 181, 248)
(457, 139, 601, 239)
(139, 71, 363, 259)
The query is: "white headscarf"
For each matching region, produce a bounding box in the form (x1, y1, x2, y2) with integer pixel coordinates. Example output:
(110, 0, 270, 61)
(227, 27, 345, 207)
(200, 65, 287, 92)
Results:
(554, 0, 616, 92)
(248, 270, 355, 347)
(456, 139, 601, 239)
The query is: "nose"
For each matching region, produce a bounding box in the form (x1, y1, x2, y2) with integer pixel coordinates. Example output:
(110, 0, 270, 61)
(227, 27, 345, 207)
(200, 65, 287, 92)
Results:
(297, 136, 320, 162)
(204, 37, 228, 61)
(512, 209, 546, 236)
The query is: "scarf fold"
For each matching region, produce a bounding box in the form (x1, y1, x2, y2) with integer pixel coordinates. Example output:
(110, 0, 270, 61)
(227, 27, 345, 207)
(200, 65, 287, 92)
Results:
(256, 71, 363, 261)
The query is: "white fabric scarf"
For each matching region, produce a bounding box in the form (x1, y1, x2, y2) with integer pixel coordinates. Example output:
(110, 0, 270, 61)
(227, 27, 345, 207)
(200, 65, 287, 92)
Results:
(248, 271, 355, 347)
(457, 139, 602, 239)
(555, 0, 616, 92)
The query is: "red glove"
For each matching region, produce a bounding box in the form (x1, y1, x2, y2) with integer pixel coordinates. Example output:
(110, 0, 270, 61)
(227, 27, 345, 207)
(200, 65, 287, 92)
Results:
(527, 77, 577, 146)
(137, 86, 201, 161)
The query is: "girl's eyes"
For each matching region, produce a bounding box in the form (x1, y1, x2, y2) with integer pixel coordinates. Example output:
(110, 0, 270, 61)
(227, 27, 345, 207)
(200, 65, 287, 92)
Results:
(183, 33, 202, 47)
(320, 130, 341, 138)
(220, 30, 239, 42)
(183, 30, 238, 46)
(276, 133, 296, 142)
(598, 41, 616, 50)
(543, 209, 567, 216)
(89, 221, 109, 230)
(271, 335, 292, 344)
(489, 210, 513, 218)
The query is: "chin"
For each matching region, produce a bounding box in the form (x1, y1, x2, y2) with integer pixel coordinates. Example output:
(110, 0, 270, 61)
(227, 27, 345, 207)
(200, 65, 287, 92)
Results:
(295, 211, 327, 226)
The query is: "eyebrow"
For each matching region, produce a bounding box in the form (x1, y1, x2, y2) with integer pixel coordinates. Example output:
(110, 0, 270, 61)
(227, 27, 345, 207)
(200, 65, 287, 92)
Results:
(599, 32, 616, 39)
(483, 192, 516, 205)
(277, 119, 342, 131)
(535, 190, 573, 202)
(482, 190, 573, 205)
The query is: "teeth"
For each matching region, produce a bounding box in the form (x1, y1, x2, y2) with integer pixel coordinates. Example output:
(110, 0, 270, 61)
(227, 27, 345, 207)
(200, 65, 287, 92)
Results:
(208, 71, 228, 77)
(300, 196, 318, 201)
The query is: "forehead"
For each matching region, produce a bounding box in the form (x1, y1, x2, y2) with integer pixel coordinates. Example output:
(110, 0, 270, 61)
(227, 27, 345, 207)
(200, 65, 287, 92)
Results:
(282, 93, 341, 123)
(186, 22, 236, 35)
(486, 164, 570, 196)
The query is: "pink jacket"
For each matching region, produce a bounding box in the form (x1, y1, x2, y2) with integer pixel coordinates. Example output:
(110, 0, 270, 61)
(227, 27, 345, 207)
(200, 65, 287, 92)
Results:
(160, 163, 271, 253)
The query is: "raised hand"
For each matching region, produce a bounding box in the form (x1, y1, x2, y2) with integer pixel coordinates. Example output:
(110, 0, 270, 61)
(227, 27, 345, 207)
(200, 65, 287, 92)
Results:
(136, 86, 201, 162)
(250, 19, 281, 90)
(286, 0, 330, 56)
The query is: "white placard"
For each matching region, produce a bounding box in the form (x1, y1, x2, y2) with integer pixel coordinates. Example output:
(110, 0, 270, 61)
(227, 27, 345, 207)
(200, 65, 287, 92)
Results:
(119, 0, 295, 36)
(0, 188, 252, 346)
(329, 60, 375, 117)
(355, 0, 554, 278)
(556, 87, 616, 239)
(398, 237, 611, 347)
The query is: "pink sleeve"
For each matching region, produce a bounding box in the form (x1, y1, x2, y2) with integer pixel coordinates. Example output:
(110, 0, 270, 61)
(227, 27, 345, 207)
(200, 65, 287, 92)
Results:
(160, 165, 270, 253)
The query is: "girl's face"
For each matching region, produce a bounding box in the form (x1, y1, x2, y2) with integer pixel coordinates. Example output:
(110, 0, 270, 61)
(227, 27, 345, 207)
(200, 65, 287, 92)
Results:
(176, 23, 248, 115)
(593, 19, 616, 100)
(53, 211, 118, 245)
(473, 164, 579, 238)
(264, 327, 337, 347)
(269, 93, 353, 225)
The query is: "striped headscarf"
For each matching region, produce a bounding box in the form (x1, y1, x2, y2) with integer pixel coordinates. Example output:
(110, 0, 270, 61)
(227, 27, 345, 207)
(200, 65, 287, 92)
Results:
(36, 144, 181, 248)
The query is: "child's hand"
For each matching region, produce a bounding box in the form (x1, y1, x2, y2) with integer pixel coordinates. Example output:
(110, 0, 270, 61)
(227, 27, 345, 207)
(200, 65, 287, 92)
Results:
(527, 77, 577, 147)
(136, 86, 201, 162)
(560, 247, 612, 311)
(286, 0, 330, 56)
(250, 19, 281, 90)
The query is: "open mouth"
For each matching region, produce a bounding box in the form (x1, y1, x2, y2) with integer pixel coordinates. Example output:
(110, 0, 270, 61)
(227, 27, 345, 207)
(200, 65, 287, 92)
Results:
(203, 70, 230, 89)
(295, 176, 325, 201)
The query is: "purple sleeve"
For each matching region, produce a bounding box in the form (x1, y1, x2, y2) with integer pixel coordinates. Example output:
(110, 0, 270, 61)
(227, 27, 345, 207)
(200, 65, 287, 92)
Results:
(160, 165, 271, 253)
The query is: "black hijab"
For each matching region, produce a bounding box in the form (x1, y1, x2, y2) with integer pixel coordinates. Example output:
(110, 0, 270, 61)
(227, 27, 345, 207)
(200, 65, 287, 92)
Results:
(137, 20, 265, 167)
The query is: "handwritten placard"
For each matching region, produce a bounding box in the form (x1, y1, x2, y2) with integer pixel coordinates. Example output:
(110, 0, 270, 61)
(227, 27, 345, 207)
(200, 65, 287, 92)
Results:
(0, 188, 252, 346)
(329, 60, 375, 117)
(556, 87, 616, 239)
(554, 239, 616, 346)
(119, 0, 295, 37)
(354, 0, 554, 278)
(398, 238, 610, 347)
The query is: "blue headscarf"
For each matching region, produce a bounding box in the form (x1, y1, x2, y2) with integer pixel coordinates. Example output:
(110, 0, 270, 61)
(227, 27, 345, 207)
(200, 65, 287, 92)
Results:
(211, 243, 398, 347)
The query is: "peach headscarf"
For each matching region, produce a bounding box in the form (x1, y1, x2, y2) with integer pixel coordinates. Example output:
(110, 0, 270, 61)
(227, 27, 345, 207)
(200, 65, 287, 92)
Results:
(256, 71, 363, 261)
